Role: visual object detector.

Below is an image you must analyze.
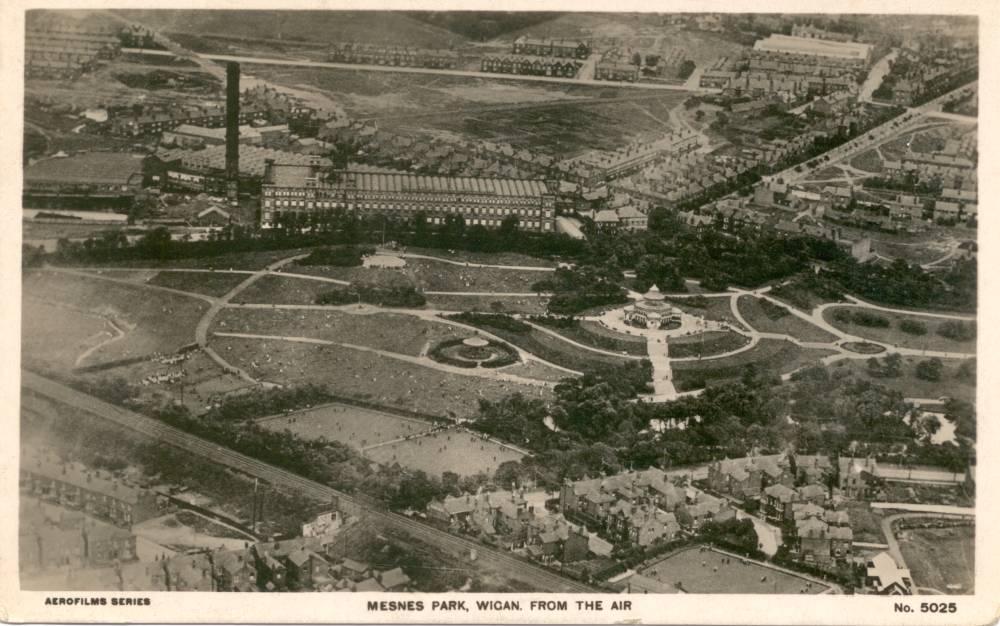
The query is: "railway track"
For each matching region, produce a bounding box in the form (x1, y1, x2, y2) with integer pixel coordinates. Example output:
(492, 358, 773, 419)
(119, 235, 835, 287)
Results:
(20, 370, 595, 593)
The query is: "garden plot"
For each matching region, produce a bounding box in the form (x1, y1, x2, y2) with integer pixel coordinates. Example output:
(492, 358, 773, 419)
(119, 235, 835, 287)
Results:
(22, 270, 208, 366)
(639, 546, 828, 594)
(257, 402, 436, 450)
(209, 336, 553, 420)
(213, 308, 464, 357)
(364, 428, 525, 479)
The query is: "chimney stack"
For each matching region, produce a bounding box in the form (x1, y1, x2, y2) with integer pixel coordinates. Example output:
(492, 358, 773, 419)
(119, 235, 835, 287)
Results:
(225, 62, 241, 206)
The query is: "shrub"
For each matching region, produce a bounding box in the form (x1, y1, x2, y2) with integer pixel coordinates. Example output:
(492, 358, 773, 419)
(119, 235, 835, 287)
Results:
(850, 310, 890, 328)
(915, 358, 944, 382)
(447, 312, 531, 334)
(898, 319, 927, 335)
(936, 320, 976, 342)
(316, 283, 426, 307)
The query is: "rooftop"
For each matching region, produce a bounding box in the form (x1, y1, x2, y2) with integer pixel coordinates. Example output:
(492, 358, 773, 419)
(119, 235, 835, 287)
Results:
(754, 34, 873, 61)
(24, 152, 145, 187)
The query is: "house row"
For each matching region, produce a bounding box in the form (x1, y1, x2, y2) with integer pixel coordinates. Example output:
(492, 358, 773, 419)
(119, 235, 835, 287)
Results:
(591, 204, 649, 232)
(559, 468, 736, 548)
(110, 103, 269, 137)
(327, 43, 458, 69)
(20, 451, 161, 528)
(561, 131, 701, 185)
(25, 28, 120, 79)
(480, 56, 581, 78)
(595, 60, 640, 82)
(707, 454, 879, 502)
(512, 36, 590, 59)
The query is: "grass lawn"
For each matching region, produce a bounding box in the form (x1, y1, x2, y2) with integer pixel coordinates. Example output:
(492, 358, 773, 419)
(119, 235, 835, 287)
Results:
(423, 294, 550, 315)
(639, 546, 828, 594)
(823, 306, 976, 354)
(92, 247, 311, 270)
(364, 428, 524, 479)
(673, 339, 837, 391)
(850, 149, 884, 173)
(669, 330, 751, 359)
(235, 274, 331, 305)
(500, 360, 575, 384)
(22, 271, 208, 367)
(257, 402, 436, 450)
(213, 307, 464, 357)
(830, 357, 975, 403)
(148, 270, 247, 297)
(209, 336, 553, 420)
(739, 296, 839, 343)
(402, 247, 556, 268)
(293, 258, 546, 293)
(534, 320, 647, 356)
(21, 298, 112, 372)
(454, 318, 633, 372)
(897, 524, 974, 594)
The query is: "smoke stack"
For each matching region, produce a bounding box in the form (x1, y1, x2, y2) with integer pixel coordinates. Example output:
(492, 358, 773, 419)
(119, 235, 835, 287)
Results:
(225, 61, 240, 206)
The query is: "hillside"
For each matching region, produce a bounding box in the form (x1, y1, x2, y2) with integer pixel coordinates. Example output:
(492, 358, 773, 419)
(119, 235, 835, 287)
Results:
(112, 10, 466, 48)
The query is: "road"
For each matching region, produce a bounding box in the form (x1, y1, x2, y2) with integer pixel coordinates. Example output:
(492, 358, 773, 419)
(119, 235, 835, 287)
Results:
(20, 370, 595, 593)
(859, 49, 898, 103)
(123, 48, 716, 93)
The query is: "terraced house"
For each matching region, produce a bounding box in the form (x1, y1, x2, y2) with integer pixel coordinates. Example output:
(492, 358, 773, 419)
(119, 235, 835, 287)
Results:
(261, 163, 557, 232)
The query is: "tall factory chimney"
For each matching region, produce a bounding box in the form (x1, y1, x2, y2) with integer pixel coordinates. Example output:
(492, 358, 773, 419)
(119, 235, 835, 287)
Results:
(225, 61, 240, 206)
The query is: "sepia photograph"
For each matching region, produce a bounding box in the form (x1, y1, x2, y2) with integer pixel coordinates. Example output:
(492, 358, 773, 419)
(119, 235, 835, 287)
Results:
(4, 1, 996, 623)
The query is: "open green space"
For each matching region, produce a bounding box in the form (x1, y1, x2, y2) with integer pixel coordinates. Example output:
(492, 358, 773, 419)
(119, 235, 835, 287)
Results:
(448, 314, 633, 372)
(639, 546, 828, 594)
(209, 335, 553, 420)
(423, 294, 550, 315)
(293, 258, 549, 293)
(738, 296, 838, 343)
(672, 339, 837, 391)
(667, 296, 744, 328)
(22, 271, 207, 367)
(831, 357, 975, 403)
(532, 318, 648, 356)
(897, 524, 974, 594)
(148, 270, 246, 297)
(21, 298, 111, 372)
(824, 306, 976, 353)
(257, 402, 436, 450)
(668, 330, 750, 359)
(850, 149, 885, 173)
(364, 428, 525, 479)
(235, 274, 331, 305)
(214, 307, 465, 357)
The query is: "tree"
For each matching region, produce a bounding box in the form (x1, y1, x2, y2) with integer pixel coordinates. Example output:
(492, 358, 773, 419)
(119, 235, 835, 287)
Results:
(915, 358, 943, 382)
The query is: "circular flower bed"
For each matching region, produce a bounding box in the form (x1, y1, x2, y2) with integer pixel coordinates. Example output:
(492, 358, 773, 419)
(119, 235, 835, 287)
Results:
(429, 337, 520, 368)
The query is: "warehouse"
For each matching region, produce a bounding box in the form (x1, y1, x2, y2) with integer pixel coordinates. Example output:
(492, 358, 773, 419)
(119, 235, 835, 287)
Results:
(261, 163, 556, 232)
(23, 152, 144, 209)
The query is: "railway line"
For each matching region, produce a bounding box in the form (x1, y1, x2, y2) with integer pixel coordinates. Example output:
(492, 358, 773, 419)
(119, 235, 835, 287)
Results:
(20, 369, 595, 593)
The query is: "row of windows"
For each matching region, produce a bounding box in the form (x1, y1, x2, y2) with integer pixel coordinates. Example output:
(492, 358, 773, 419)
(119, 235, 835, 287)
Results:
(264, 187, 545, 204)
(263, 198, 550, 217)
(261, 211, 552, 230)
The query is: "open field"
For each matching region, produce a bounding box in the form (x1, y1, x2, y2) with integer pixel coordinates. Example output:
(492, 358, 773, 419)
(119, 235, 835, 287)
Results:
(21, 298, 111, 372)
(830, 357, 975, 404)
(210, 335, 553, 420)
(537, 320, 648, 356)
(402, 247, 556, 268)
(739, 297, 839, 343)
(668, 330, 751, 359)
(293, 258, 547, 293)
(455, 318, 633, 372)
(148, 270, 246, 297)
(94, 248, 309, 270)
(22, 271, 208, 367)
(256, 402, 436, 449)
(423, 294, 550, 315)
(235, 274, 331, 305)
(213, 307, 465, 356)
(639, 546, 828, 594)
(499, 360, 575, 384)
(364, 428, 525, 479)
(850, 149, 885, 173)
(672, 339, 837, 390)
(823, 306, 976, 353)
(897, 524, 974, 594)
